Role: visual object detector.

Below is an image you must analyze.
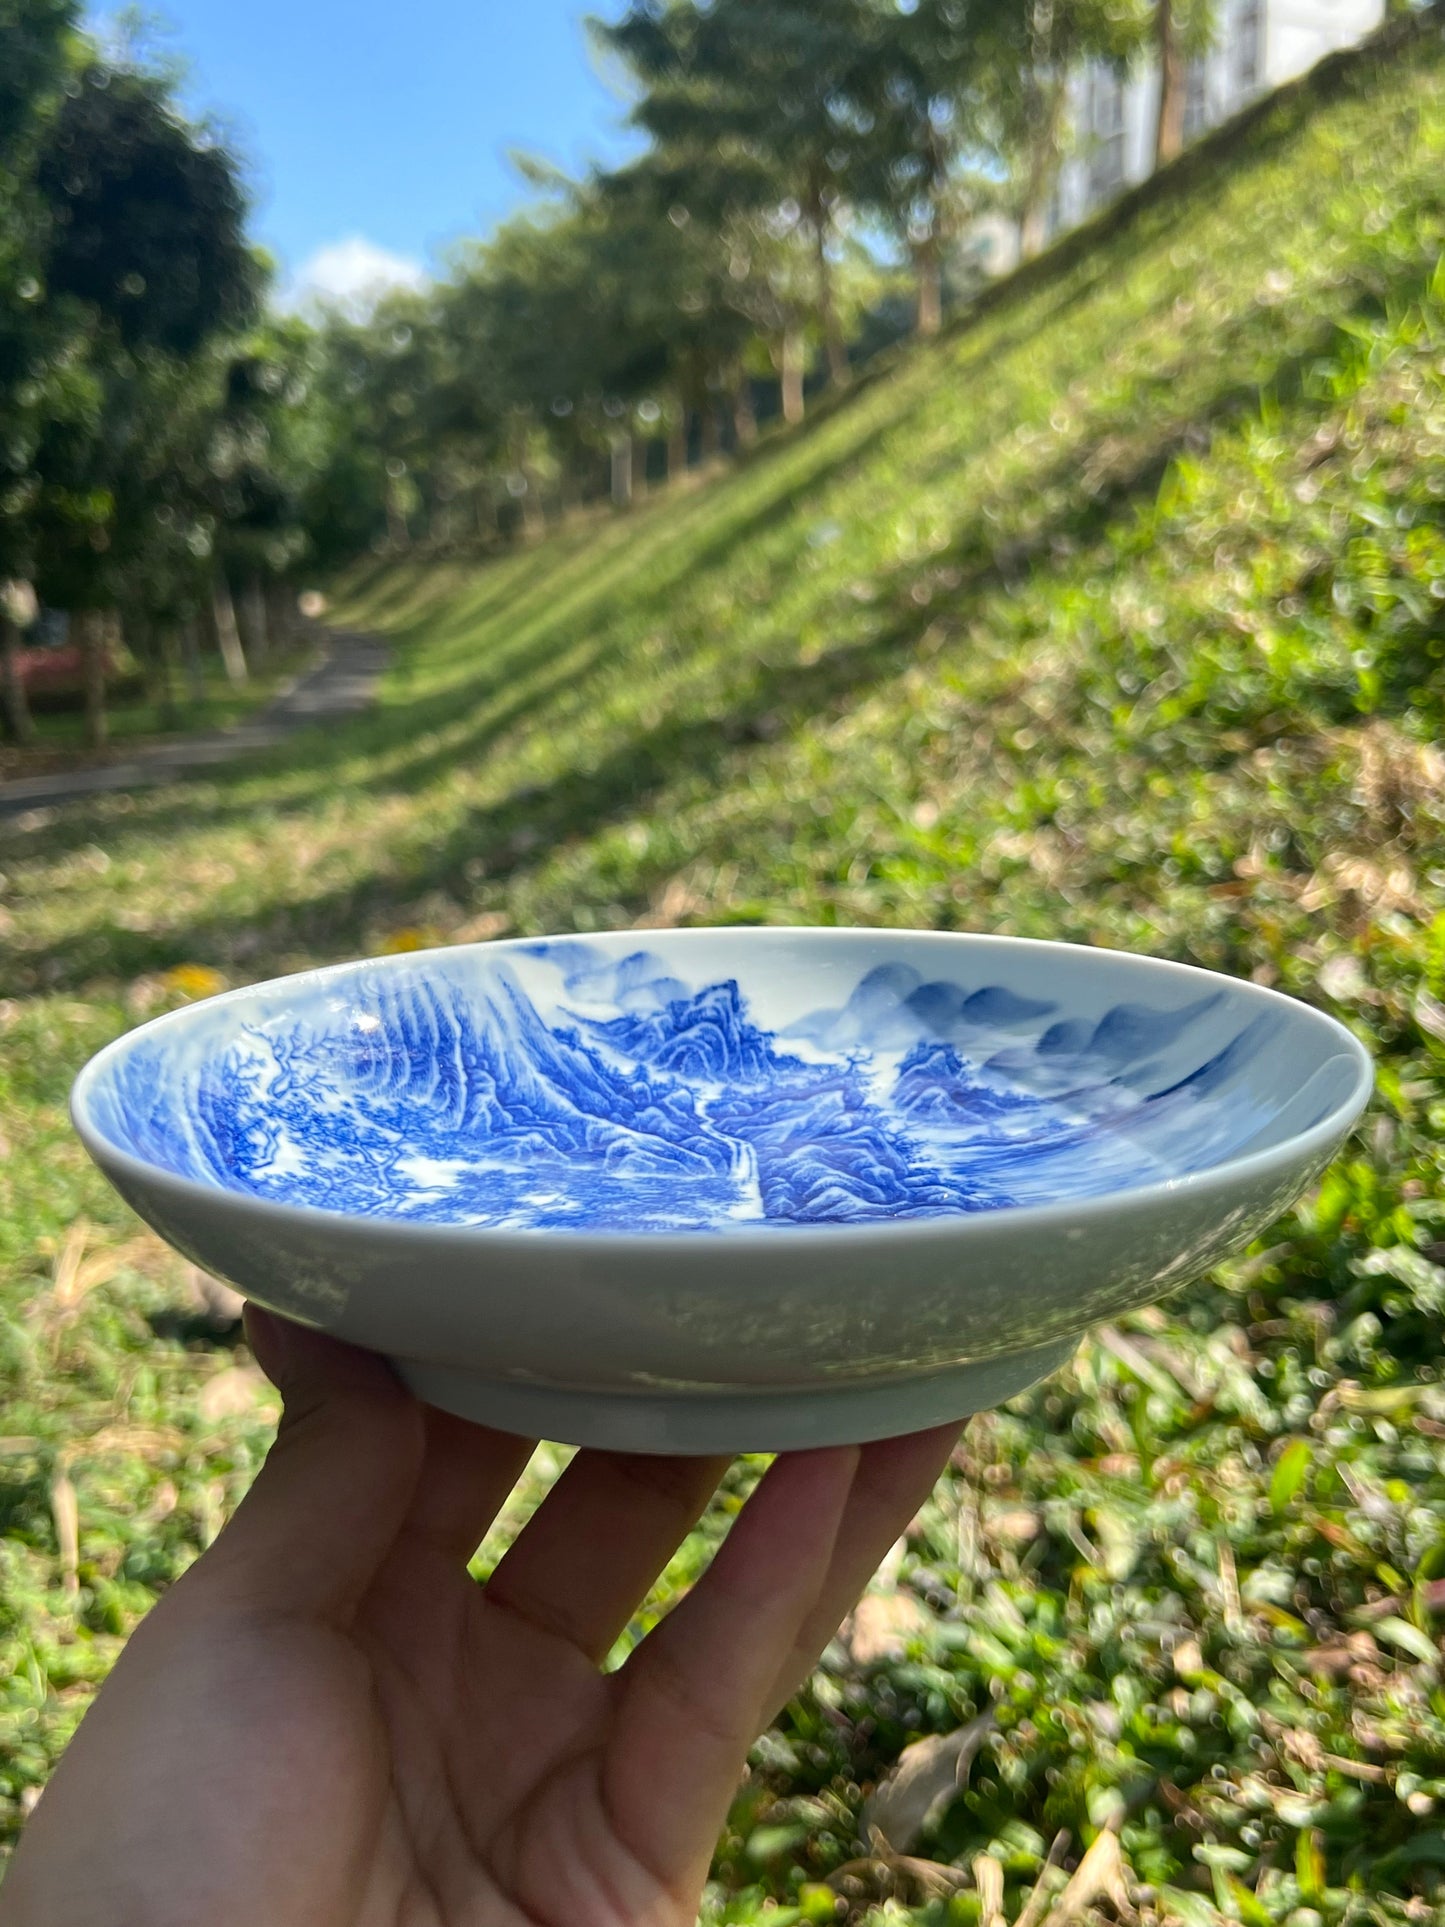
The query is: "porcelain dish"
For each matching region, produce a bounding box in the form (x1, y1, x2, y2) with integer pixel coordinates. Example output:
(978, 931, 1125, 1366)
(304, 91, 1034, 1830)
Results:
(72, 928, 1373, 1451)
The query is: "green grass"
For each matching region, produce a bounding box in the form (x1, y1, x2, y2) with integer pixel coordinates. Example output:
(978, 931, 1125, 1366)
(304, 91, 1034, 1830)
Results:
(3, 17, 1445, 1920)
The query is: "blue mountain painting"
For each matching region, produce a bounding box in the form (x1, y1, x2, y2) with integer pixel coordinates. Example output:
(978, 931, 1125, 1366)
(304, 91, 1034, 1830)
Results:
(88, 944, 1285, 1232)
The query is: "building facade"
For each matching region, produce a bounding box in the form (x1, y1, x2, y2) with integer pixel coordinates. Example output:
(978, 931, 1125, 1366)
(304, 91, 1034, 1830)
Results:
(1048, 0, 1386, 237)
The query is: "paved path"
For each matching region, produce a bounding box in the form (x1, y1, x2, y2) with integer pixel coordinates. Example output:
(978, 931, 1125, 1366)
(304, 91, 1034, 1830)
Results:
(0, 630, 388, 817)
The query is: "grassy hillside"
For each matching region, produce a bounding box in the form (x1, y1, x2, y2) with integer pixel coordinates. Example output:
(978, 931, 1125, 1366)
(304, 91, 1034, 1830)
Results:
(3, 17, 1445, 1921)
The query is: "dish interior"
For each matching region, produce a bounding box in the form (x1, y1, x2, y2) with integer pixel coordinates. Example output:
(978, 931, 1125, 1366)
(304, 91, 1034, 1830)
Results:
(82, 937, 1360, 1233)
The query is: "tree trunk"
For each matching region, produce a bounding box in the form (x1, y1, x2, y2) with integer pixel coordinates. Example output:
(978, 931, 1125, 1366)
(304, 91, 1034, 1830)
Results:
(609, 432, 634, 509)
(240, 575, 269, 668)
(265, 583, 298, 652)
(914, 234, 944, 337)
(76, 609, 108, 750)
(385, 473, 410, 550)
(123, 609, 159, 703)
(1020, 77, 1067, 259)
(155, 621, 181, 728)
(1155, 0, 1186, 167)
(210, 574, 248, 686)
(126, 612, 174, 726)
(667, 417, 687, 482)
(519, 476, 545, 540)
(0, 614, 34, 745)
(732, 375, 758, 449)
(1020, 206, 1044, 260)
(810, 201, 850, 388)
(780, 330, 806, 426)
(181, 616, 205, 702)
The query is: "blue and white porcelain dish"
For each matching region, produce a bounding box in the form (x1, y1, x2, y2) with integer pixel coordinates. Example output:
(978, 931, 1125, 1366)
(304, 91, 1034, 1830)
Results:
(72, 928, 1372, 1452)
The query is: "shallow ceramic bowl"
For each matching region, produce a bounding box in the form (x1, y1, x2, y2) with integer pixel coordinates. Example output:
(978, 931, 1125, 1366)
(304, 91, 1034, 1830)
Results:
(72, 929, 1372, 1452)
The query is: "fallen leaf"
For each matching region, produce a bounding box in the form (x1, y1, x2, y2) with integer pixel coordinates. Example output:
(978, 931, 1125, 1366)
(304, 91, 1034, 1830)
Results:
(126, 974, 168, 1016)
(1173, 1638, 1205, 1679)
(197, 1364, 270, 1422)
(862, 1712, 994, 1852)
(84, 1423, 184, 1463)
(634, 875, 706, 927)
(32, 1228, 166, 1332)
(1015, 1828, 1072, 1927)
(137, 1479, 179, 1526)
(974, 1851, 1007, 1927)
(829, 1837, 969, 1907)
(1097, 1325, 1184, 1400)
(1318, 953, 1369, 1001)
(1050, 1824, 1138, 1925)
(1302, 1644, 1354, 1675)
(452, 910, 513, 944)
(50, 1472, 79, 1596)
(860, 1834, 970, 1902)
(984, 1506, 1041, 1545)
(1355, 1578, 1445, 1619)
(843, 1589, 933, 1665)
(50, 1221, 90, 1311)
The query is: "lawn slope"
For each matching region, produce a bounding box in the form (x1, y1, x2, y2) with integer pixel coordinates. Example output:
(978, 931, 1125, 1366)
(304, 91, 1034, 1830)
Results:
(3, 18, 1445, 1920)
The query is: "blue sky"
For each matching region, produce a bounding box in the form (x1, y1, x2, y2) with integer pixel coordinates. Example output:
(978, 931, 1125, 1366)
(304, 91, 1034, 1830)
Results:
(96, 3, 643, 304)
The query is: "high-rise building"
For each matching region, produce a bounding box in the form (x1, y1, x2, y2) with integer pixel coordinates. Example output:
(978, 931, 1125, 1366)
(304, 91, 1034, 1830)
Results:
(961, 0, 1387, 281)
(1050, 0, 1386, 235)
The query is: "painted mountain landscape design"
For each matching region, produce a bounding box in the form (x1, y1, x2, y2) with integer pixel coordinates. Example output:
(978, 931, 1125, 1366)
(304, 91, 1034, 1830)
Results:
(89, 943, 1284, 1231)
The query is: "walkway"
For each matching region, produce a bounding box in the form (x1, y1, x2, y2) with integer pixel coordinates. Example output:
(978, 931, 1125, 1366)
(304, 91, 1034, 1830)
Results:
(0, 630, 388, 817)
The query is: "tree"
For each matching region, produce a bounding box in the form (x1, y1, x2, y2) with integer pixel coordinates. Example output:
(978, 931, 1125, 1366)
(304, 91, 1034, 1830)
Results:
(1154, 0, 1220, 168)
(0, 0, 74, 151)
(996, 0, 1146, 259)
(599, 0, 867, 391)
(299, 309, 406, 562)
(593, 157, 763, 466)
(0, 0, 77, 741)
(841, 0, 1008, 336)
(35, 59, 255, 355)
(458, 204, 606, 531)
(209, 319, 325, 669)
(441, 172, 748, 524)
(25, 53, 259, 741)
(592, 102, 818, 425)
(0, 578, 38, 743)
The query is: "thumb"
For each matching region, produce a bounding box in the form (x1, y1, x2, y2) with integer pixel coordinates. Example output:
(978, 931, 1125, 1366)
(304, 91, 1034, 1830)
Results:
(189, 1307, 426, 1626)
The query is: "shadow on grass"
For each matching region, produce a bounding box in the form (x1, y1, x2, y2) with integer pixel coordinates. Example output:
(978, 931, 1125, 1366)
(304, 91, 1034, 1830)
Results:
(0, 1466, 55, 1544)
(0, 400, 912, 875)
(145, 1309, 245, 1350)
(5, 19, 1441, 978)
(7, 221, 1441, 1000)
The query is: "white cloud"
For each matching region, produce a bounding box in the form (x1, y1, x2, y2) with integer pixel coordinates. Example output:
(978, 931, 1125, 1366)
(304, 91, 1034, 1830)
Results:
(284, 235, 427, 316)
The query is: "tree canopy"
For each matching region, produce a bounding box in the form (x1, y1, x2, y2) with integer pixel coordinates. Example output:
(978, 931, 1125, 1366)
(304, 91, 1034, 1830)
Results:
(1, 0, 1229, 745)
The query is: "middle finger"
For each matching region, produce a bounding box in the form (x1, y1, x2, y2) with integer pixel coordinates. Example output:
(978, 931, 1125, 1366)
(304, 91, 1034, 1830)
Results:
(482, 1448, 730, 1663)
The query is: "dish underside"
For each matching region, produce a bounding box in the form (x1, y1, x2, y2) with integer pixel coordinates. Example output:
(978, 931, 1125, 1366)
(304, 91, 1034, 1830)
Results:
(393, 1337, 1081, 1452)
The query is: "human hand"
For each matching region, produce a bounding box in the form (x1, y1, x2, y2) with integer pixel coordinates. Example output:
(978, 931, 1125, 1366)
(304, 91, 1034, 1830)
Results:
(5, 1308, 959, 1926)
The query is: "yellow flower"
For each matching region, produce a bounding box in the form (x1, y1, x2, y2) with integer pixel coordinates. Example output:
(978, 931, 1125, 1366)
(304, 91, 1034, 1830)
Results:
(161, 964, 227, 1001)
(379, 927, 429, 954)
